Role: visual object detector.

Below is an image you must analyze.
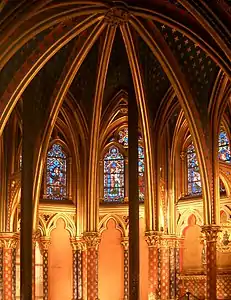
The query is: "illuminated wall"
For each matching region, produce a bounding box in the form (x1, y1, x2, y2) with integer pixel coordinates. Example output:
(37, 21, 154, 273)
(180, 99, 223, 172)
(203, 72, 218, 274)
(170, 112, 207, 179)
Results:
(48, 218, 73, 300)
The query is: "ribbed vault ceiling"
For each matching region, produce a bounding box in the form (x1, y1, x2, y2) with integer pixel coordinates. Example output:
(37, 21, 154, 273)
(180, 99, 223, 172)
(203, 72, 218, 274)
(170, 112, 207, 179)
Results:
(0, 0, 230, 135)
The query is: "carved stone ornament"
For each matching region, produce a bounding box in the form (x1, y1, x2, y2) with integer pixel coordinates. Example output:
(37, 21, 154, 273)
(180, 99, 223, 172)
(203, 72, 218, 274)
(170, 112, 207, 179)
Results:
(104, 6, 130, 26)
(70, 238, 85, 251)
(83, 232, 100, 249)
(0, 233, 19, 249)
(201, 225, 221, 242)
(145, 232, 160, 247)
(121, 236, 129, 250)
(39, 236, 51, 252)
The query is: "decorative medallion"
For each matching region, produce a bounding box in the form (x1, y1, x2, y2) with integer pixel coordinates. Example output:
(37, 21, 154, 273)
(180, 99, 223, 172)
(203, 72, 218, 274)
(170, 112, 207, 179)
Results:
(217, 224, 231, 252)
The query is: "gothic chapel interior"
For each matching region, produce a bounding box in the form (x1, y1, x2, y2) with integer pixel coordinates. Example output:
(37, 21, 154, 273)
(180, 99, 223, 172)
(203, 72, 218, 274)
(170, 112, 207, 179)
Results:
(0, 1, 231, 299)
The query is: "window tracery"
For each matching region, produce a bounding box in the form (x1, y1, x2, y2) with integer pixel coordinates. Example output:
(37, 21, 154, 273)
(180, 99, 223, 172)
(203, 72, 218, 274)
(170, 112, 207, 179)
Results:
(102, 126, 145, 203)
(46, 143, 67, 200)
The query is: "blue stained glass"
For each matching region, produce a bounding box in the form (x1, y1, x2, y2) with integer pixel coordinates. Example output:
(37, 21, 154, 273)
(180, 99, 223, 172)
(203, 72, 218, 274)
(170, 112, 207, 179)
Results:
(104, 146, 124, 202)
(218, 131, 231, 163)
(118, 128, 128, 147)
(187, 143, 202, 195)
(46, 143, 67, 200)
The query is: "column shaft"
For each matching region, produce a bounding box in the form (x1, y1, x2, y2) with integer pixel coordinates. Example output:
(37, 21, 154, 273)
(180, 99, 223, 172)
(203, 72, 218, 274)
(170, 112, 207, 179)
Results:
(202, 225, 220, 300)
(145, 233, 159, 300)
(0, 247, 3, 298)
(128, 86, 139, 299)
(160, 238, 169, 300)
(71, 238, 84, 300)
(84, 233, 100, 300)
(21, 90, 34, 299)
(121, 237, 129, 300)
(0, 233, 18, 300)
(39, 237, 50, 300)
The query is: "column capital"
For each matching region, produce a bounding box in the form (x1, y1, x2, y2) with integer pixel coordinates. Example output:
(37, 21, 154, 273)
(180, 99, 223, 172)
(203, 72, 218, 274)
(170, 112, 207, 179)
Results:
(39, 236, 51, 252)
(83, 232, 100, 249)
(201, 225, 221, 242)
(121, 236, 129, 250)
(70, 237, 85, 251)
(145, 231, 160, 247)
(0, 232, 19, 249)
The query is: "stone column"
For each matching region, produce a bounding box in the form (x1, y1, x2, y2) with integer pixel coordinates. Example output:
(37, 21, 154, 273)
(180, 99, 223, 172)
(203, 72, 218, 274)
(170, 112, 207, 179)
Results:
(39, 237, 51, 300)
(159, 236, 170, 300)
(145, 232, 159, 300)
(0, 233, 18, 300)
(128, 84, 139, 299)
(121, 237, 129, 300)
(83, 232, 100, 300)
(169, 237, 177, 300)
(202, 225, 220, 300)
(175, 237, 182, 299)
(71, 238, 84, 300)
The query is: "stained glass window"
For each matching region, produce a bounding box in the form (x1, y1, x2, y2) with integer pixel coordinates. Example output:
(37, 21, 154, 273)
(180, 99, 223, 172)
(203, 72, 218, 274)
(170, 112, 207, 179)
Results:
(118, 128, 128, 147)
(138, 146, 145, 202)
(218, 131, 231, 163)
(46, 143, 67, 200)
(187, 143, 202, 195)
(104, 146, 124, 202)
(220, 179, 226, 193)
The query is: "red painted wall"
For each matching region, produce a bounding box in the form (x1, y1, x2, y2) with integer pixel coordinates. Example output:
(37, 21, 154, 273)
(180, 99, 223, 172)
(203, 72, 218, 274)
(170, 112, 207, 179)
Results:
(98, 218, 124, 300)
(48, 218, 73, 300)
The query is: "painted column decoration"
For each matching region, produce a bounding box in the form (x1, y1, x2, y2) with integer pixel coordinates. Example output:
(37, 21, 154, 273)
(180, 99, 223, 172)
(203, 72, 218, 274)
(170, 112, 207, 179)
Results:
(83, 232, 100, 300)
(145, 232, 159, 300)
(71, 238, 84, 300)
(175, 237, 182, 299)
(202, 225, 220, 300)
(0, 233, 18, 300)
(121, 237, 129, 300)
(159, 236, 170, 300)
(169, 237, 177, 300)
(39, 237, 51, 300)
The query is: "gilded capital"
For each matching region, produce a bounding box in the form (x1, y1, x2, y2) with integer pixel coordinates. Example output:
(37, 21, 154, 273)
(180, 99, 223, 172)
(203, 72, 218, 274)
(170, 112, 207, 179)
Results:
(121, 237, 129, 250)
(0, 232, 19, 249)
(70, 237, 85, 251)
(83, 232, 100, 249)
(104, 7, 130, 26)
(201, 225, 221, 242)
(39, 236, 51, 252)
(145, 231, 160, 247)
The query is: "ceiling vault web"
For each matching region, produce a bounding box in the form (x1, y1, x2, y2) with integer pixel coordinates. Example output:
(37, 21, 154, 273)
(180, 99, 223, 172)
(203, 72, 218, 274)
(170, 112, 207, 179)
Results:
(32, 20, 106, 230)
